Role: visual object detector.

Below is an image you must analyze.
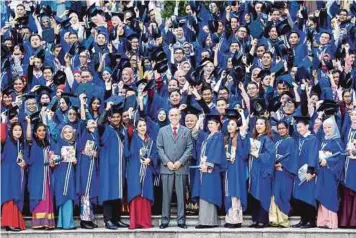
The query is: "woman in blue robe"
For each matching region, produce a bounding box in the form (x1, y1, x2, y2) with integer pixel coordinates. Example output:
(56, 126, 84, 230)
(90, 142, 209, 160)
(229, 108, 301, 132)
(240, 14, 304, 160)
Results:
(315, 116, 345, 229)
(26, 121, 55, 229)
(76, 119, 100, 229)
(269, 121, 298, 228)
(249, 117, 275, 228)
(1, 122, 26, 231)
(127, 118, 158, 229)
(192, 112, 227, 228)
(52, 125, 77, 229)
(223, 114, 250, 228)
(339, 109, 356, 228)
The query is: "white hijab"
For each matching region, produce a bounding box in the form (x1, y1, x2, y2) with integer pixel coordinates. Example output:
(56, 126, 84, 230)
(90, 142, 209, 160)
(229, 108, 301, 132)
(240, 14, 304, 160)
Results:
(323, 115, 340, 140)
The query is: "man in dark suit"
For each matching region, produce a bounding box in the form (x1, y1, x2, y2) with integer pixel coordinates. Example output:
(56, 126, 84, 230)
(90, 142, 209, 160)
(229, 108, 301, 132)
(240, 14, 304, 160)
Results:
(156, 108, 193, 229)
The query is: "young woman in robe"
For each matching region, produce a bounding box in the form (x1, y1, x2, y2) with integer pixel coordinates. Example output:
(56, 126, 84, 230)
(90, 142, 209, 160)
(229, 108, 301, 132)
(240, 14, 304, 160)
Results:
(192, 111, 227, 228)
(52, 125, 77, 230)
(26, 120, 55, 229)
(269, 121, 298, 228)
(76, 119, 100, 229)
(223, 111, 250, 228)
(339, 109, 356, 228)
(249, 117, 275, 228)
(1, 122, 26, 231)
(315, 116, 345, 229)
(127, 118, 158, 229)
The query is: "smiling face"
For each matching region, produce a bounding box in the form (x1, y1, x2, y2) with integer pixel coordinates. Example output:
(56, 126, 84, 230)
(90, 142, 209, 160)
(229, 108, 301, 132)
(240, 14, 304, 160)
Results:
(136, 120, 147, 136)
(62, 126, 74, 141)
(35, 125, 46, 140)
(208, 120, 219, 133)
(158, 110, 167, 122)
(185, 114, 198, 129)
(323, 122, 333, 137)
(255, 119, 267, 134)
(12, 125, 23, 140)
(86, 119, 97, 133)
(25, 98, 37, 112)
(227, 119, 238, 134)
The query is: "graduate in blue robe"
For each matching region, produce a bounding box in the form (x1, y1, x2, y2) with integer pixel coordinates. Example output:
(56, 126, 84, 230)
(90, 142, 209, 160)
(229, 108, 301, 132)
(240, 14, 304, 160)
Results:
(192, 112, 227, 228)
(1, 122, 26, 231)
(127, 119, 158, 229)
(339, 109, 356, 228)
(97, 102, 130, 229)
(269, 121, 298, 228)
(52, 125, 76, 229)
(223, 112, 250, 228)
(292, 115, 319, 228)
(249, 117, 275, 228)
(315, 116, 344, 229)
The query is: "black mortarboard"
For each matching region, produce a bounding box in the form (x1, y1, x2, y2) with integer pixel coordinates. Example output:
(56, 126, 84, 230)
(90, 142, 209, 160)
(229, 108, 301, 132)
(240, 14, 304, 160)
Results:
(280, 91, 294, 99)
(15, 16, 29, 29)
(22, 93, 37, 101)
(35, 86, 53, 96)
(186, 68, 201, 86)
(47, 97, 58, 111)
(35, 49, 46, 61)
(67, 9, 82, 21)
(267, 96, 282, 112)
(205, 109, 221, 124)
(293, 115, 310, 124)
(61, 92, 77, 98)
(225, 108, 242, 126)
(276, 19, 291, 36)
(295, 66, 311, 83)
(251, 98, 267, 116)
(258, 69, 270, 80)
(183, 105, 202, 117)
(2, 86, 14, 95)
(7, 106, 19, 120)
(68, 43, 77, 57)
(53, 70, 66, 86)
(151, 47, 167, 62)
(29, 111, 41, 124)
(86, 3, 98, 18)
(39, 5, 53, 17)
(317, 100, 339, 116)
(111, 12, 124, 21)
(275, 43, 288, 57)
(208, 20, 219, 33)
(248, 20, 264, 39)
(310, 84, 321, 97)
(153, 60, 169, 74)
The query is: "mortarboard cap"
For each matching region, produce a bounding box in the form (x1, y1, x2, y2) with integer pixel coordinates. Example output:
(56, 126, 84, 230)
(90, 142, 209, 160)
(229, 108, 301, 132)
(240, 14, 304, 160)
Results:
(53, 70, 66, 86)
(29, 111, 41, 124)
(317, 100, 339, 116)
(39, 5, 53, 17)
(35, 85, 53, 96)
(183, 105, 202, 117)
(205, 109, 221, 124)
(123, 94, 137, 111)
(225, 108, 242, 126)
(295, 66, 311, 83)
(276, 19, 291, 36)
(276, 74, 293, 88)
(153, 60, 169, 74)
(248, 20, 264, 39)
(270, 61, 285, 76)
(22, 93, 36, 101)
(35, 49, 46, 61)
(47, 97, 58, 111)
(310, 84, 321, 97)
(59, 17, 72, 29)
(251, 98, 267, 116)
(15, 16, 29, 29)
(105, 95, 124, 106)
(293, 115, 311, 124)
(208, 20, 219, 33)
(2, 86, 14, 95)
(7, 106, 19, 120)
(267, 96, 282, 112)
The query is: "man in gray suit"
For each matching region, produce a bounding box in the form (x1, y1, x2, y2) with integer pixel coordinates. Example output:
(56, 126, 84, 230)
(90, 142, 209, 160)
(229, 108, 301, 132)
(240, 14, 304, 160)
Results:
(156, 108, 193, 229)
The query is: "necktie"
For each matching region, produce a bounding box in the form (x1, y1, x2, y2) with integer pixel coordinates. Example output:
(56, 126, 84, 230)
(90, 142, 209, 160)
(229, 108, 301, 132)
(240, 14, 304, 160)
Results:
(173, 127, 178, 137)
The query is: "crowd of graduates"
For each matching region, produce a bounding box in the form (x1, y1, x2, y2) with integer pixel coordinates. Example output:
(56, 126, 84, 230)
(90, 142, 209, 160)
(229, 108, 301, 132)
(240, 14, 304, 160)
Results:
(1, 0, 356, 232)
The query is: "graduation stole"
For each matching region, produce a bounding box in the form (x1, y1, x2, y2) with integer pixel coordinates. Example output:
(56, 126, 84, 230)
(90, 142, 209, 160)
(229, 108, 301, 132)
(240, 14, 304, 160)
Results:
(63, 142, 76, 196)
(139, 137, 153, 195)
(85, 133, 98, 198)
(42, 145, 51, 200)
(16, 141, 25, 193)
(346, 129, 356, 184)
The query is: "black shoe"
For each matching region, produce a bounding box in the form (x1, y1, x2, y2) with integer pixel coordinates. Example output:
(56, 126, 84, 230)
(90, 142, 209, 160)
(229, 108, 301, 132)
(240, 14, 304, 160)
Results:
(195, 225, 216, 229)
(178, 224, 187, 229)
(159, 224, 168, 229)
(224, 223, 231, 228)
(231, 223, 242, 228)
(63, 227, 77, 230)
(255, 223, 268, 229)
(105, 221, 118, 230)
(249, 222, 258, 228)
(116, 220, 129, 228)
(88, 221, 98, 228)
(292, 221, 306, 228)
(301, 222, 316, 229)
(5, 226, 21, 232)
(80, 221, 94, 229)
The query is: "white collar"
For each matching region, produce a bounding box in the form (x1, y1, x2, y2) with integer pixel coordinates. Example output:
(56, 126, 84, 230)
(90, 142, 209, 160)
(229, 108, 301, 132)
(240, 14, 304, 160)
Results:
(302, 131, 311, 138)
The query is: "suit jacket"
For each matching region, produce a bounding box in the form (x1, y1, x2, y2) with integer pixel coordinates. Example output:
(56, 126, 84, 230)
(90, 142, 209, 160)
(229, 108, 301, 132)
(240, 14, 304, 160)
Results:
(156, 124, 193, 175)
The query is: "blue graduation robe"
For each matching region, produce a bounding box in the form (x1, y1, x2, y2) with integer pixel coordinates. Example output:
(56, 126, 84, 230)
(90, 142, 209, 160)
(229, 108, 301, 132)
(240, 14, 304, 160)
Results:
(315, 138, 345, 212)
(192, 132, 227, 208)
(127, 133, 158, 204)
(1, 138, 26, 211)
(249, 134, 275, 212)
(273, 136, 298, 215)
(224, 133, 250, 212)
(293, 133, 319, 207)
(98, 125, 129, 204)
(75, 129, 100, 204)
(343, 126, 356, 192)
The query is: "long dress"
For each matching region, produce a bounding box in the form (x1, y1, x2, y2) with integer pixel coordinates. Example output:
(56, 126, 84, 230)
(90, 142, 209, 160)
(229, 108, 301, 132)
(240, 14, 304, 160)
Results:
(1, 138, 26, 230)
(76, 129, 100, 222)
(315, 138, 344, 229)
(249, 134, 275, 225)
(339, 126, 356, 227)
(224, 133, 250, 225)
(192, 131, 227, 226)
(127, 132, 158, 229)
(269, 136, 298, 227)
(52, 138, 76, 229)
(27, 139, 55, 229)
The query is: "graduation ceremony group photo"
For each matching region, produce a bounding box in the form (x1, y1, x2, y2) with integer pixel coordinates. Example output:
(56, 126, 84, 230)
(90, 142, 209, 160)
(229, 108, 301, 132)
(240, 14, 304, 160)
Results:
(1, 0, 356, 233)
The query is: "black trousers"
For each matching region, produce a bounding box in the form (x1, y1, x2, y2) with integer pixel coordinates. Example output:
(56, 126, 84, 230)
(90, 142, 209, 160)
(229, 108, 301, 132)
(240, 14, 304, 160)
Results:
(250, 195, 269, 224)
(103, 199, 121, 223)
(295, 199, 316, 224)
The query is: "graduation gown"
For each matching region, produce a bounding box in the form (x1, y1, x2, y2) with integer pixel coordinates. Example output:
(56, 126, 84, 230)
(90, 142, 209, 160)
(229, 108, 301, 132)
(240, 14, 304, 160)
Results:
(273, 136, 298, 215)
(98, 125, 129, 204)
(315, 138, 345, 213)
(1, 138, 26, 211)
(343, 126, 356, 192)
(127, 133, 158, 204)
(249, 134, 275, 212)
(192, 132, 227, 208)
(224, 133, 250, 212)
(293, 133, 319, 207)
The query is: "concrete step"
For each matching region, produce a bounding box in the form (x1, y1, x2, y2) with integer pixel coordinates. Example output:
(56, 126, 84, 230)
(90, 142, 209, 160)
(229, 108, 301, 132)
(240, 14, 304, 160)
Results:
(2, 226, 356, 238)
(21, 215, 301, 227)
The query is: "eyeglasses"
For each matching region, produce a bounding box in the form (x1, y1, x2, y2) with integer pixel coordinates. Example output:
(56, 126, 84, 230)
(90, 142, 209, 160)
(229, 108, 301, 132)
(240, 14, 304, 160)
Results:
(79, 55, 87, 58)
(68, 113, 77, 116)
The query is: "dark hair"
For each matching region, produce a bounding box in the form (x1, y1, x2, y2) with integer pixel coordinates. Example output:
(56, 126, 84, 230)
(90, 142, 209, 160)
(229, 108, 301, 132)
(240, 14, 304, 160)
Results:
(29, 34, 42, 42)
(43, 66, 54, 73)
(169, 89, 181, 96)
(9, 122, 24, 143)
(33, 122, 50, 147)
(89, 97, 101, 115)
(16, 4, 25, 9)
(252, 117, 273, 139)
(339, 9, 348, 14)
(263, 51, 273, 58)
(135, 117, 146, 128)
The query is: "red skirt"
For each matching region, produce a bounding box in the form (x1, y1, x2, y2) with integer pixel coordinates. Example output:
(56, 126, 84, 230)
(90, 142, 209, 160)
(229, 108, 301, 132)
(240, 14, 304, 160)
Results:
(129, 196, 152, 229)
(1, 200, 26, 230)
(339, 187, 356, 227)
